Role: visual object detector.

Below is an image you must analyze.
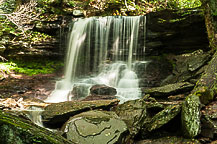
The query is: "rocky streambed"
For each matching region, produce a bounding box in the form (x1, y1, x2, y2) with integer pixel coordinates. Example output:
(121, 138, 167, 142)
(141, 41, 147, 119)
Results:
(0, 75, 216, 144)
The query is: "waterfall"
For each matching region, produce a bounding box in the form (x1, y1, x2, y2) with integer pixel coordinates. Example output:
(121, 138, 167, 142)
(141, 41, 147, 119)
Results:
(45, 16, 146, 103)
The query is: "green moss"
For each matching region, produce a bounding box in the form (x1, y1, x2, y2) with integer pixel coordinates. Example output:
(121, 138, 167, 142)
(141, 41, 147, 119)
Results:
(0, 111, 71, 144)
(210, 0, 217, 16)
(194, 86, 214, 104)
(146, 104, 181, 132)
(0, 59, 63, 76)
(181, 94, 200, 138)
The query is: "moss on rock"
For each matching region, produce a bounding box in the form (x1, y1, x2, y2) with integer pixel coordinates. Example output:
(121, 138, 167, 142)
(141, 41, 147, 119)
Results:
(181, 94, 201, 138)
(0, 110, 72, 144)
(42, 99, 119, 128)
(146, 104, 181, 132)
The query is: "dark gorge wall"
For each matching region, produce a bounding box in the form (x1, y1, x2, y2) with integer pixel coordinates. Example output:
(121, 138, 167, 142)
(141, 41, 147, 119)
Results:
(137, 10, 209, 88)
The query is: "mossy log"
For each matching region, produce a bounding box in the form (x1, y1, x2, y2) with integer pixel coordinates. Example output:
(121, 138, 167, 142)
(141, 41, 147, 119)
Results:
(0, 110, 72, 144)
(192, 51, 217, 104)
(200, 0, 217, 49)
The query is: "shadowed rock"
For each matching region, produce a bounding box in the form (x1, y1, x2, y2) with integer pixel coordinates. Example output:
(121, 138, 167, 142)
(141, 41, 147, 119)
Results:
(146, 104, 181, 132)
(61, 110, 128, 144)
(136, 136, 201, 144)
(201, 101, 217, 139)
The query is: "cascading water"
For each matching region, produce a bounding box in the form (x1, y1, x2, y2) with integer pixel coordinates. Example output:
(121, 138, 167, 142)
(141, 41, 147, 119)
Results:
(45, 16, 146, 103)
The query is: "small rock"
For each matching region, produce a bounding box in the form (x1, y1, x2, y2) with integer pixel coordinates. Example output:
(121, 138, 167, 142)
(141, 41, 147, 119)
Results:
(90, 84, 117, 96)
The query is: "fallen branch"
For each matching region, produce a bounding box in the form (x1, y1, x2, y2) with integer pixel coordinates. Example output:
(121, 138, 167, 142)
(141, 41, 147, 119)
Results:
(0, 0, 40, 36)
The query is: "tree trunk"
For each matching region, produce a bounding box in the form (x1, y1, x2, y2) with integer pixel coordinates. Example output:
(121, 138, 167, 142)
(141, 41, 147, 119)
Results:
(181, 1, 217, 138)
(200, 0, 217, 50)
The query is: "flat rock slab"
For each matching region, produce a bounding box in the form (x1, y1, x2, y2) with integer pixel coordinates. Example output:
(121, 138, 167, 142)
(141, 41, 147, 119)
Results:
(0, 110, 72, 144)
(143, 82, 194, 97)
(146, 104, 181, 132)
(61, 110, 128, 144)
(42, 99, 119, 128)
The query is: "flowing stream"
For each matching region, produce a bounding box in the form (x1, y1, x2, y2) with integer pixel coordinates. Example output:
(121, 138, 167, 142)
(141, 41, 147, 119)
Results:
(45, 16, 146, 103)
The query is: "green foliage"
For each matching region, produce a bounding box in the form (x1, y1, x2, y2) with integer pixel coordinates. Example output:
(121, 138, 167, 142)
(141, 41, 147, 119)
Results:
(210, 0, 217, 16)
(0, 20, 22, 37)
(104, 0, 201, 16)
(167, 0, 201, 9)
(0, 60, 64, 76)
(28, 32, 52, 43)
(0, 0, 17, 13)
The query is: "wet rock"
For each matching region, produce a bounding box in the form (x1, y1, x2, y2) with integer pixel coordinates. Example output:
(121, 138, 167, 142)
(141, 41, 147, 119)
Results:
(0, 110, 72, 144)
(143, 82, 194, 97)
(146, 104, 181, 132)
(71, 83, 92, 99)
(113, 99, 147, 138)
(134, 58, 172, 87)
(42, 99, 119, 128)
(61, 110, 128, 144)
(136, 136, 201, 144)
(181, 95, 201, 138)
(90, 84, 117, 96)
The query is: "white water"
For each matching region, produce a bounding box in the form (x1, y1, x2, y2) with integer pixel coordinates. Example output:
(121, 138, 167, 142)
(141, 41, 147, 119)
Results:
(26, 106, 44, 127)
(45, 16, 146, 103)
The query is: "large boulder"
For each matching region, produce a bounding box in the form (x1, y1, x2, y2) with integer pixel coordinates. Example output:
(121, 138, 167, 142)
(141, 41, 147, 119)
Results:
(61, 110, 128, 144)
(143, 82, 194, 97)
(0, 110, 72, 144)
(181, 94, 201, 138)
(113, 99, 147, 138)
(42, 99, 119, 128)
